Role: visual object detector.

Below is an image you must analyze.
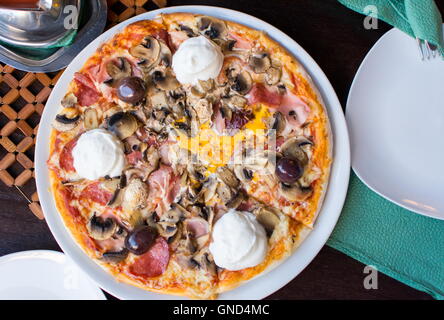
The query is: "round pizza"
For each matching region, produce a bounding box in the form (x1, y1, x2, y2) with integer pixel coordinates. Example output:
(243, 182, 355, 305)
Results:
(47, 13, 332, 299)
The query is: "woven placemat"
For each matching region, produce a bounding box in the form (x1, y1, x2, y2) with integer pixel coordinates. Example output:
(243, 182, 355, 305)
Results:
(0, 0, 166, 219)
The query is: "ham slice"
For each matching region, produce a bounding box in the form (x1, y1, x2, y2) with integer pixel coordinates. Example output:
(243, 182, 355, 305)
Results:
(147, 165, 179, 215)
(74, 72, 99, 106)
(247, 83, 310, 127)
(185, 217, 209, 238)
(276, 91, 310, 127)
(247, 83, 282, 106)
(228, 31, 253, 50)
(169, 31, 189, 50)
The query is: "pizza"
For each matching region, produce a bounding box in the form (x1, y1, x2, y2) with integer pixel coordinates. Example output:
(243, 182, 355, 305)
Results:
(47, 13, 332, 299)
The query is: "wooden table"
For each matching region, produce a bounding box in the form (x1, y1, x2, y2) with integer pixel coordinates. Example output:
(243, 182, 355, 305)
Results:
(0, 0, 437, 299)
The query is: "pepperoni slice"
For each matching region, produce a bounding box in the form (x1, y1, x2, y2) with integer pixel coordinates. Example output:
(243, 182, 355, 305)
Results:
(59, 138, 77, 172)
(74, 72, 99, 106)
(80, 182, 113, 206)
(248, 83, 282, 106)
(129, 237, 170, 278)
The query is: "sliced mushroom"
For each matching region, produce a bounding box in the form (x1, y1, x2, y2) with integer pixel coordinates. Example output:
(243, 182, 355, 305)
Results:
(255, 207, 280, 236)
(200, 205, 215, 226)
(185, 105, 199, 137)
(84, 108, 99, 130)
(106, 175, 127, 207)
(122, 178, 148, 211)
(144, 209, 159, 228)
(158, 41, 173, 67)
(101, 177, 121, 193)
(168, 222, 184, 248)
(230, 71, 252, 95)
(202, 177, 218, 203)
(191, 247, 216, 274)
(226, 190, 245, 209)
(216, 181, 233, 204)
(216, 166, 239, 189)
(249, 52, 271, 74)
(265, 67, 281, 85)
(279, 182, 313, 202)
(193, 99, 213, 125)
(234, 165, 253, 182)
(61, 93, 77, 108)
(106, 57, 132, 84)
(191, 79, 214, 98)
(157, 221, 178, 238)
(214, 39, 236, 53)
(222, 95, 247, 109)
(151, 69, 180, 91)
(163, 204, 187, 223)
(187, 163, 207, 182)
(280, 136, 311, 166)
(270, 111, 286, 136)
(53, 107, 80, 132)
(219, 104, 232, 121)
(195, 234, 210, 250)
(129, 36, 160, 69)
(197, 16, 227, 39)
(101, 248, 129, 264)
(87, 213, 117, 240)
(149, 90, 168, 108)
(179, 24, 197, 37)
(107, 111, 139, 140)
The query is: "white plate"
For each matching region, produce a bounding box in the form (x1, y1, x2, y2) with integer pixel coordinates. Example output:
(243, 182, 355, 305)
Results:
(35, 6, 350, 299)
(0, 250, 106, 300)
(346, 27, 444, 220)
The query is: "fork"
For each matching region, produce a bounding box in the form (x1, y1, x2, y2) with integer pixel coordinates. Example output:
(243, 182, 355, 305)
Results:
(416, 37, 439, 60)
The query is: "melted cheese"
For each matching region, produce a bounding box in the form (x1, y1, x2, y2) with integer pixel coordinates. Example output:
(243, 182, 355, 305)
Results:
(176, 104, 271, 176)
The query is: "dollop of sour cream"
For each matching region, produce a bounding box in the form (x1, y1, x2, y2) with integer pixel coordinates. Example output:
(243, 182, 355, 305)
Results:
(209, 210, 268, 271)
(172, 35, 224, 85)
(72, 128, 125, 180)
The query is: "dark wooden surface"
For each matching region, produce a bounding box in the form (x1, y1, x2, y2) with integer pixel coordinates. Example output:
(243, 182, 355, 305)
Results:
(0, 0, 437, 299)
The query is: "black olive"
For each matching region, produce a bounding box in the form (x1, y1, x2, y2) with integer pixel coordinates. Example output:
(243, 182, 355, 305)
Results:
(275, 157, 303, 184)
(124, 226, 158, 255)
(116, 77, 146, 104)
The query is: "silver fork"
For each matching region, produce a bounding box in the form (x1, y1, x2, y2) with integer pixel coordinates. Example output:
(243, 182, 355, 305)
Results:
(416, 37, 439, 60)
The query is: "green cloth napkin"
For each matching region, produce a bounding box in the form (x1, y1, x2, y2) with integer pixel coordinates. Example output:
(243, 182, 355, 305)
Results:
(327, 172, 444, 299)
(338, 0, 444, 56)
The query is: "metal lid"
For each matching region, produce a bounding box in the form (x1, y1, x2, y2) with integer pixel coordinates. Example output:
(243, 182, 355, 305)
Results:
(0, 0, 81, 48)
(0, 0, 107, 72)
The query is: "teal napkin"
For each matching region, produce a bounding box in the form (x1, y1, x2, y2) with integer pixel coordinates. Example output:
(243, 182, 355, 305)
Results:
(327, 173, 444, 299)
(338, 0, 444, 56)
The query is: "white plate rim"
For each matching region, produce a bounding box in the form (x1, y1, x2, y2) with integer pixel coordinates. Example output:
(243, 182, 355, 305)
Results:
(0, 250, 106, 300)
(345, 27, 444, 220)
(35, 5, 351, 299)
